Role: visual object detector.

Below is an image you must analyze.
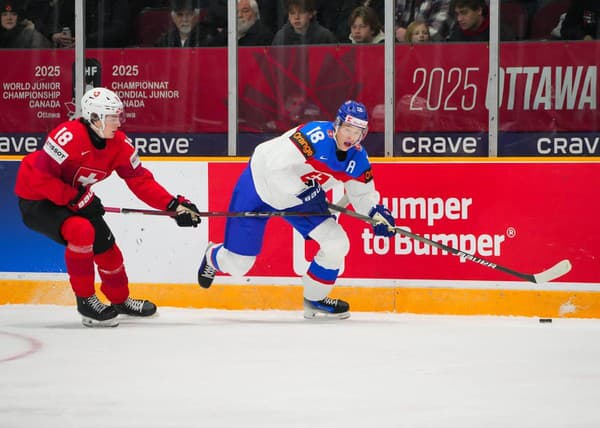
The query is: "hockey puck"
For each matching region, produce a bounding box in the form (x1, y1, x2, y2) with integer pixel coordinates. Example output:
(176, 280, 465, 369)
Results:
(539, 318, 553, 323)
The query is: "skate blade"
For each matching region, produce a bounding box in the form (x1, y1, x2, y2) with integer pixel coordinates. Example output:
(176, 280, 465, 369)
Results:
(116, 311, 160, 319)
(81, 316, 119, 328)
(303, 309, 351, 320)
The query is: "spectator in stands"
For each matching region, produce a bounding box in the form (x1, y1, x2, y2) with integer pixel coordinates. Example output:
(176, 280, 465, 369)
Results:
(272, 0, 337, 45)
(332, 0, 385, 43)
(237, 0, 273, 46)
(561, 0, 599, 40)
(156, 0, 218, 47)
(405, 19, 431, 42)
(447, 0, 515, 41)
(22, 0, 55, 40)
(395, 0, 452, 42)
(266, 90, 320, 131)
(51, 0, 130, 48)
(0, 0, 51, 48)
(253, 0, 358, 41)
(348, 6, 384, 44)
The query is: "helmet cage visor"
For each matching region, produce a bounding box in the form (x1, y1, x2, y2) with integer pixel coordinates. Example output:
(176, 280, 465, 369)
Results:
(334, 115, 369, 145)
(83, 93, 125, 134)
(89, 109, 125, 129)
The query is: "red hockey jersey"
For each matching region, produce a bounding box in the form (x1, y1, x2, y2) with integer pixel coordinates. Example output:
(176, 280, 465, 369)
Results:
(15, 119, 174, 209)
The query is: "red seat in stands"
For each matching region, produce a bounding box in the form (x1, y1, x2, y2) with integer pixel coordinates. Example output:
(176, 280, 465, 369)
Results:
(134, 7, 172, 47)
(501, 1, 529, 40)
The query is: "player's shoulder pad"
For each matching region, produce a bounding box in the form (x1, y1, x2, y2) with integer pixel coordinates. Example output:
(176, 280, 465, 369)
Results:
(289, 121, 335, 159)
(42, 119, 84, 164)
(361, 166, 374, 183)
(47, 119, 85, 139)
(289, 123, 316, 159)
(300, 120, 333, 134)
(117, 132, 141, 170)
(112, 129, 129, 145)
(347, 148, 374, 183)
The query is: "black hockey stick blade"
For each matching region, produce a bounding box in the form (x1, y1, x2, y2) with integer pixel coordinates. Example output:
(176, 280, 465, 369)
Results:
(326, 202, 572, 284)
(105, 206, 331, 218)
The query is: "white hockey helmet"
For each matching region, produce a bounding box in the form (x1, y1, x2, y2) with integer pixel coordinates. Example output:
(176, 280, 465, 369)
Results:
(81, 87, 124, 137)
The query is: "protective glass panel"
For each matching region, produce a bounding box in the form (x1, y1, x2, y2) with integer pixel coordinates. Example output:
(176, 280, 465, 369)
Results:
(112, 0, 228, 156)
(0, 0, 71, 139)
(236, 1, 385, 156)
(393, 0, 488, 157)
(499, 0, 599, 157)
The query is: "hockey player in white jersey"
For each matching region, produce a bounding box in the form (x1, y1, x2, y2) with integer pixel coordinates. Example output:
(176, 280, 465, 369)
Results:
(197, 100, 395, 319)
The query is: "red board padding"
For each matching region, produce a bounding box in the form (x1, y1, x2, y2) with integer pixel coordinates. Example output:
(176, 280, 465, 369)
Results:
(208, 161, 597, 283)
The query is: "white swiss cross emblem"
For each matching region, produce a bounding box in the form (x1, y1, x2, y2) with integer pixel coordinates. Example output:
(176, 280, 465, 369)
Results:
(73, 167, 107, 187)
(78, 172, 99, 186)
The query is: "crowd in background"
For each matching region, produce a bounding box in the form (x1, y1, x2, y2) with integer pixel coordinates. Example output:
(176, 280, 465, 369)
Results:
(0, 0, 598, 49)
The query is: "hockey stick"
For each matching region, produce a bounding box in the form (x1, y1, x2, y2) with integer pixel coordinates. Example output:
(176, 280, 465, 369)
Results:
(104, 206, 331, 218)
(327, 202, 572, 284)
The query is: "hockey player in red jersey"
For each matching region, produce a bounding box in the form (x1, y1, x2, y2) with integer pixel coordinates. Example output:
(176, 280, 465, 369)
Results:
(14, 87, 201, 328)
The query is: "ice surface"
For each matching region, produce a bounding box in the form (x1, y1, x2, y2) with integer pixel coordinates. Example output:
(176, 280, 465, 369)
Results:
(1, 305, 599, 428)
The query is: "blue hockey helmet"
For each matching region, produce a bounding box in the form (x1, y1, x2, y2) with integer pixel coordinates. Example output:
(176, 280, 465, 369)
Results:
(335, 100, 369, 130)
(334, 100, 369, 146)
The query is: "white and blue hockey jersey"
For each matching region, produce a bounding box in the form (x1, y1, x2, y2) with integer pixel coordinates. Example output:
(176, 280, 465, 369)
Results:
(250, 121, 380, 214)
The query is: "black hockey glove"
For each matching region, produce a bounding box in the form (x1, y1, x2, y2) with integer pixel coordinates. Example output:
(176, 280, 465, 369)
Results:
(68, 187, 105, 218)
(167, 195, 201, 227)
(368, 205, 395, 237)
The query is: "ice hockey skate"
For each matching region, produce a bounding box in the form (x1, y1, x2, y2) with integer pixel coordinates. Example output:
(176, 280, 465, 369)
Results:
(112, 297, 157, 317)
(76, 294, 119, 328)
(303, 297, 350, 320)
(197, 242, 219, 288)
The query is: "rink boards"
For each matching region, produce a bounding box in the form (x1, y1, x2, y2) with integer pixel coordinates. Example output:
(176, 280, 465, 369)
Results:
(1, 157, 599, 318)
(1, 280, 600, 319)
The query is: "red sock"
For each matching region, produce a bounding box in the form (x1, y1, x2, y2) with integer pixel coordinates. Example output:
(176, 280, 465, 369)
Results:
(95, 244, 129, 304)
(61, 217, 95, 297)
